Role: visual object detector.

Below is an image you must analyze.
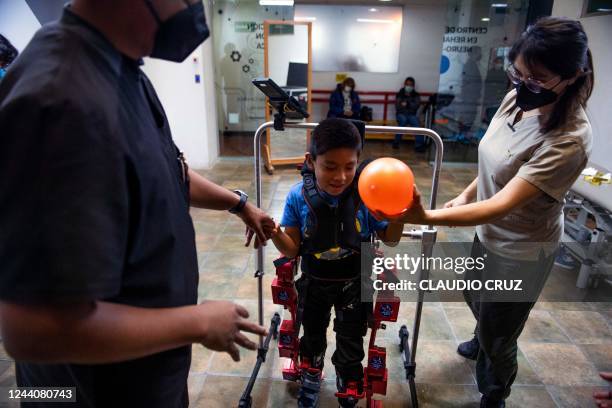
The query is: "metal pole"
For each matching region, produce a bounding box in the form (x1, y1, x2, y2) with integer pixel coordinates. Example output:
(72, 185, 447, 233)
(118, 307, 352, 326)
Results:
(253, 121, 272, 348)
(252, 121, 444, 370)
(239, 313, 282, 408)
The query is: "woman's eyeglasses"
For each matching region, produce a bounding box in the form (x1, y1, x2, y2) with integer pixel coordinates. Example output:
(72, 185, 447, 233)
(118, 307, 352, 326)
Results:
(506, 64, 558, 94)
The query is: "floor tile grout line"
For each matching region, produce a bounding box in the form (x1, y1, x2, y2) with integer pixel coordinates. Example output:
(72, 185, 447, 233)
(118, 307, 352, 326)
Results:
(439, 303, 461, 344)
(546, 308, 609, 383)
(518, 339, 608, 385)
(439, 302, 479, 386)
(597, 306, 612, 332)
(544, 384, 563, 408)
(548, 309, 591, 346)
(506, 310, 551, 390)
(516, 339, 562, 407)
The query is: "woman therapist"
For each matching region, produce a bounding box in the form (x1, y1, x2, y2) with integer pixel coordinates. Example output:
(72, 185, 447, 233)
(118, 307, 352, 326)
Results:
(394, 17, 594, 408)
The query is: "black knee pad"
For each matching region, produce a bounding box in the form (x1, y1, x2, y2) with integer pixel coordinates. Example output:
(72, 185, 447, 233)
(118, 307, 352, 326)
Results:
(302, 311, 331, 334)
(333, 307, 367, 337)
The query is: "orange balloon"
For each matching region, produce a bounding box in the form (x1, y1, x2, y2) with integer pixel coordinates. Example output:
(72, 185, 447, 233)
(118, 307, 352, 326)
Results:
(358, 158, 414, 216)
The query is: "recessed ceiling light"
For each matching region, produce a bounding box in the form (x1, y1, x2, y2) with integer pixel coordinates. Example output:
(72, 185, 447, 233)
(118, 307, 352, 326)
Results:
(379, 0, 393, 2)
(491, 3, 508, 7)
(481, 17, 490, 21)
(357, 18, 393, 23)
(369, 8, 378, 12)
(259, 0, 294, 6)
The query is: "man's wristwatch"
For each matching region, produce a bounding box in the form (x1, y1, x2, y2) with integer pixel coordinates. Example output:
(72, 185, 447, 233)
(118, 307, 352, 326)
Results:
(229, 189, 248, 214)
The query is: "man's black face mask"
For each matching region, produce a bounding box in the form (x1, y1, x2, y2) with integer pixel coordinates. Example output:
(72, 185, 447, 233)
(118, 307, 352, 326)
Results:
(144, 0, 210, 63)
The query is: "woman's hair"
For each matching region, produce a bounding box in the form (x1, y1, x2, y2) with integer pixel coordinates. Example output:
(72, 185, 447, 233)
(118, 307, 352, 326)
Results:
(404, 76, 415, 86)
(509, 17, 594, 133)
(342, 77, 356, 90)
(0, 34, 18, 67)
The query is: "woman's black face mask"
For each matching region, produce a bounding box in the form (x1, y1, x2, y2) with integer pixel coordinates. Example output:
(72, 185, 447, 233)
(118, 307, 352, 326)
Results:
(144, 0, 210, 63)
(514, 81, 561, 111)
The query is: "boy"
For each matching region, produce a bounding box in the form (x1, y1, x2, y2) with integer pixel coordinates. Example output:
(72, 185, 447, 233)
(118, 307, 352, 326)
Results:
(271, 118, 404, 407)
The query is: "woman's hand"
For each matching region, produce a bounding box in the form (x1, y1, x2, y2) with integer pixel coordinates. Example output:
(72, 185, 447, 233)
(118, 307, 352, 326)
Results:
(373, 185, 429, 225)
(443, 193, 471, 209)
(396, 185, 428, 224)
(442, 193, 471, 228)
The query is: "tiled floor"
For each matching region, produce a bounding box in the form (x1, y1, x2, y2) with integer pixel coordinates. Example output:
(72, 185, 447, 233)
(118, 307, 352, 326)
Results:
(0, 141, 610, 407)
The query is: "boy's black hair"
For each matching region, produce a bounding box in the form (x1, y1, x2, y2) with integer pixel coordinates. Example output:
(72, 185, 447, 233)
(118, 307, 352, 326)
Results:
(309, 118, 362, 159)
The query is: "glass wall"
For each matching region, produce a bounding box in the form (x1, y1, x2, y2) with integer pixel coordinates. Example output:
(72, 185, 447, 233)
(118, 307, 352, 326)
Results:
(210, 0, 532, 160)
(433, 0, 529, 162)
(212, 0, 294, 137)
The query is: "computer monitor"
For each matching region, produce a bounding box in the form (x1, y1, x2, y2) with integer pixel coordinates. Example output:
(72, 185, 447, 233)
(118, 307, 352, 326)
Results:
(286, 62, 308, 88)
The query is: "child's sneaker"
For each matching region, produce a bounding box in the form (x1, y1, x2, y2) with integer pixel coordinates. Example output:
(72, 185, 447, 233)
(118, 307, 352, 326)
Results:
(336, 377, 364, 407)
(298, 370, 322, 408)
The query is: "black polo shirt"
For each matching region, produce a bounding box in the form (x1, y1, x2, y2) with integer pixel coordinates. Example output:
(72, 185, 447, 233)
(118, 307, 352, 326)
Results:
(0, 8, 198, 408)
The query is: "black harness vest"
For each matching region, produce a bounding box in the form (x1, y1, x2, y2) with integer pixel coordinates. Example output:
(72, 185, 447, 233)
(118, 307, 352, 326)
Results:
(299, 160, 372, 280)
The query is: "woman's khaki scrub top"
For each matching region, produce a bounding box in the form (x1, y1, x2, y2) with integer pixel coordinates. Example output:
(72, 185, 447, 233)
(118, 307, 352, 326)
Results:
(476, 89, 592, 259)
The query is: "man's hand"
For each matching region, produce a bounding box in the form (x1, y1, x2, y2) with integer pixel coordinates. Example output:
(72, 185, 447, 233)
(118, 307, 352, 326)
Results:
(344, 111, 353, 117)
(0, 300, 267, 365)
(239, 203, 275, 248)
(196, 300, 267, 362)
(594, 372, 612, 408)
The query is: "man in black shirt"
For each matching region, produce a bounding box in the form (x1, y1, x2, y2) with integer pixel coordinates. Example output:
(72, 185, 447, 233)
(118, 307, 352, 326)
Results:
(0, 1, 271, 406)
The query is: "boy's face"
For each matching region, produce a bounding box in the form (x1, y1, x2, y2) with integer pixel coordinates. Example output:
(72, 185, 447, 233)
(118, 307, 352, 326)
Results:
(307, 148, 359, 196)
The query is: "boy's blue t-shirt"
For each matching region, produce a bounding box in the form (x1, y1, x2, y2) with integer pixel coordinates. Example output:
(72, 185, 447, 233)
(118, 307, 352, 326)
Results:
(281, 181, 388, 244)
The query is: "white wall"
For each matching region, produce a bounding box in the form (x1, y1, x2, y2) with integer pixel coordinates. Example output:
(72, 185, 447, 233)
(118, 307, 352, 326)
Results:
(142, 44, 219, 170)
(140, 1, 219, 170)
(552, 0, 612, 168)
(297, 5, 403, 73)
(268, 25, 309, 87)
(200, 2, 220, 170)
(309, 1, 447, 121)
(0, 0, 41, 52)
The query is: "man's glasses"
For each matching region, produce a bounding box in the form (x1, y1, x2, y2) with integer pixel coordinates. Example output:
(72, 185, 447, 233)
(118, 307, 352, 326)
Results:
(506, 64, 559, 94)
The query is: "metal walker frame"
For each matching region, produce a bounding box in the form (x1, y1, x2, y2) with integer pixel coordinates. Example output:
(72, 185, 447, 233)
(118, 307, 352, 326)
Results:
(240, 122, 444, 408)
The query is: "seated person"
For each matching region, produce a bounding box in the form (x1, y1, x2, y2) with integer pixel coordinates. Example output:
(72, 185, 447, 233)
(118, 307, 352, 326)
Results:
(270, 118, 404, 407)
(328, 78, 361, 119)
(394, 76, 425, 151)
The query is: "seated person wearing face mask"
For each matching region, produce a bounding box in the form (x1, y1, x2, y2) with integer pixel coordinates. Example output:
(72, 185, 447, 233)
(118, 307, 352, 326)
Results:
(328, 77, 361, 119)
(0, 34, 18, 81)
(393, 76, 425, 151)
